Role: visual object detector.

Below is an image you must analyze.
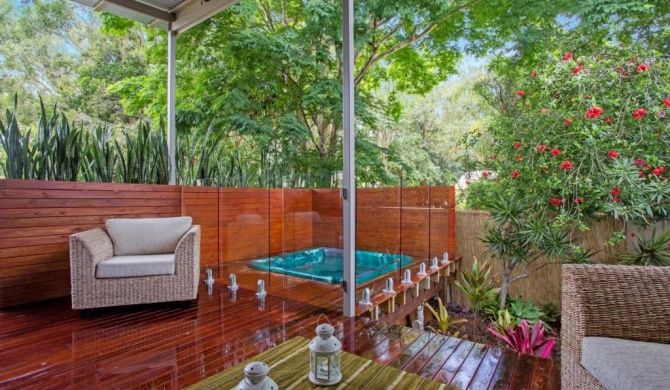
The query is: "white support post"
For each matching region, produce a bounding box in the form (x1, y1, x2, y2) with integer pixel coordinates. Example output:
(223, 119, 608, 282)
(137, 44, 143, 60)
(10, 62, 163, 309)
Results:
(167, 29, 177, 185)
(342, 0, 356, 317)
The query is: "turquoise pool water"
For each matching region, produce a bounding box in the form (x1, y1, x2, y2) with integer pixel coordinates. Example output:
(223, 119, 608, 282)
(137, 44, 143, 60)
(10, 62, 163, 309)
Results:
(248, 247, 412, 284)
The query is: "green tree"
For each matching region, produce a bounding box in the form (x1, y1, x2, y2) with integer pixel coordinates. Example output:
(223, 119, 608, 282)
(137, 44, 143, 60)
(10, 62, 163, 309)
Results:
(108, 0, 571, 185)
(378, 67, 493, 185)
(0, 0, 82, 121)
(67, 26, 148, 124)
(0, 0, 149, 125)
(574, 0, 670, 53)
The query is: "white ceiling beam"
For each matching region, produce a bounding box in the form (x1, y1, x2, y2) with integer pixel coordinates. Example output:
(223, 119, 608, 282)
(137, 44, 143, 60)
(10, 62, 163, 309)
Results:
(93, 0, 107, 11)
(171, 0, 239, 34)
(104, 0, 174, 22)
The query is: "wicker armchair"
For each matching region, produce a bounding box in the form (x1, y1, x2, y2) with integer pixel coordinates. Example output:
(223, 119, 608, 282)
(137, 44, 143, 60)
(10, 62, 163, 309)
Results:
(562, 264, 670, 389)
(70, 218, 200, 314)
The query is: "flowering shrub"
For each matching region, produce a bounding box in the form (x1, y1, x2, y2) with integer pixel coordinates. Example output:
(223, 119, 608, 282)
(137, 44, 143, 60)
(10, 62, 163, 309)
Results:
(463, 41, 670, 304)
(488, 319, 556, 359)
(468, 41, 670, 228)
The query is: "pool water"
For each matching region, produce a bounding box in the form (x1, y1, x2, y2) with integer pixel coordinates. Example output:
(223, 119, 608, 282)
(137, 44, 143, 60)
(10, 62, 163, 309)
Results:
(248, 247, 412, 284)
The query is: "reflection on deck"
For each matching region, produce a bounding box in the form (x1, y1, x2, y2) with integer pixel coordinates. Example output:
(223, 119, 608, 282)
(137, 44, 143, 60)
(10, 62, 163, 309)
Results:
(0, 279, 559, 389)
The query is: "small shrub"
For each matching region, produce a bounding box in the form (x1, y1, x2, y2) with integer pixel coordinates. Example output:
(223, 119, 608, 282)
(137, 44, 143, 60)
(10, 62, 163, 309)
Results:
(490, 309, 520, 336)
(619, 227, 670, 267)
(455, 257, 498, 313)
(488, 319, 556, 359)
(539, 302, 561, 326)
(508, 296, 545, 326)
(424, 297, 467, 337)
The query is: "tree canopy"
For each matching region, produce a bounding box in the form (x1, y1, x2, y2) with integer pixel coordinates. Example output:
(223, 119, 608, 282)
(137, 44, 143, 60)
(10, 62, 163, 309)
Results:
(4, 0, 667, 187)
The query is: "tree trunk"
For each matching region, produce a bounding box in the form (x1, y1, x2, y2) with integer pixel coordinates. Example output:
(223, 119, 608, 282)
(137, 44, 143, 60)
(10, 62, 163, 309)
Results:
(499, 264, 513, 310)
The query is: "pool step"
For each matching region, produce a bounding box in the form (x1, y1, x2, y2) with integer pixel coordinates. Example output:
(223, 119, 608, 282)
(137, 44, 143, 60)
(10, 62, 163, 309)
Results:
(355, 258, 461, 324)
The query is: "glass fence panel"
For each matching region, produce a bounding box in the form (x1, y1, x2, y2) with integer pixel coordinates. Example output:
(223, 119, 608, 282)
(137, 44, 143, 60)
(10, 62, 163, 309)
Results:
(264, 172, 344, 311)
(217, 181, 272, 304)
(356, 177, 402, 302)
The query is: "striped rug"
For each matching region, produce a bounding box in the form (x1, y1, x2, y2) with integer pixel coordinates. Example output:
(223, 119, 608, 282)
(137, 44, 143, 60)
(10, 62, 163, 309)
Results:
(187, 336, 454, 390)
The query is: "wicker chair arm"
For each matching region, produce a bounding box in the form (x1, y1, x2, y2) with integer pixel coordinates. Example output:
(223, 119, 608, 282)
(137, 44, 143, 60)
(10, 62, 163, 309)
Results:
(69, 228, 114, 267)
(175, 225, 201, 276)
(563, 264, 670, 343)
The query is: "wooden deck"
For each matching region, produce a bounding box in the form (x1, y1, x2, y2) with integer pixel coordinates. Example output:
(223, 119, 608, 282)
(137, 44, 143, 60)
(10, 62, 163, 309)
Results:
(0, 281, 559, 389)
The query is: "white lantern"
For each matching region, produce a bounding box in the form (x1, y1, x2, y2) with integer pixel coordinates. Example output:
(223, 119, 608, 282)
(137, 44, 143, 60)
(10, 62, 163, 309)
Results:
(235, 361, 278, 390)
(309, 319, 342, 385)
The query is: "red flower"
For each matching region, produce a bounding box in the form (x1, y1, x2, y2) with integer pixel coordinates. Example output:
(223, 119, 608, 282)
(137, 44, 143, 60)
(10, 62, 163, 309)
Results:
(572, 62, 583, 74)
(550, 198, 562, 206)
(633, 108, 647, 119)
(631, 232, 636, 238)
(514, 141, 521, 149)
(491, 154, 497, 160)
(515, 155, 523, 161)
(613, 197, 622, 203)
(564, 118, 572, 126)
(639, 171, 646, 178)
(537, 144, 548, 153)
(560, 161, 573, 170)
(585, 106, 604, 119)
(636, 64, 649, 73)
(531, 70, 538, 77)
(607, 150, 618, 158)
(666, 242, 670, 250)
(482, 171, 489, 178)
(653, 168, 663, 176)
(663, 98, 670, 107)
(550, 148, 561, 157)
(574, 197, 584, 204)
(633, 159, 647, 166)
(517, 90, 525, 97)
(611, 188, 620, 196)
(511, 170, 520, 178)
(604, 117, 614, 125)
(465, 180, 471, 185)
(563, 52, 573, 61)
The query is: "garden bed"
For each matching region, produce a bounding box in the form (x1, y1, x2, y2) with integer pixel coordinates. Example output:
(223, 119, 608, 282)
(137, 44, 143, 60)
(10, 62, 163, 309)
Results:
(426, 302, 562, 362)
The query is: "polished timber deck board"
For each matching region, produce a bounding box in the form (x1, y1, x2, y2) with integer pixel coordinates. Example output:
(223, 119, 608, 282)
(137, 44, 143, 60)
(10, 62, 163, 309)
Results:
(0, 283, 558, 389)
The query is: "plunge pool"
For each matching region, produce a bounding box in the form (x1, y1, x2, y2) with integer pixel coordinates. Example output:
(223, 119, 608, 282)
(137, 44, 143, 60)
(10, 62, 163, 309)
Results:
(248, 247, 412, 284)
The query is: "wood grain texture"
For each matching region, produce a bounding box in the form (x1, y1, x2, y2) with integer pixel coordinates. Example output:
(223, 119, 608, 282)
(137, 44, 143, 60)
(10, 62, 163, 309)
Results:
(0, 180, 455, 309)
(312, 186, 457, 262)
(0, 179, 181, 308)
(0, 283, 558, 389)
(217, 188, 314, 263)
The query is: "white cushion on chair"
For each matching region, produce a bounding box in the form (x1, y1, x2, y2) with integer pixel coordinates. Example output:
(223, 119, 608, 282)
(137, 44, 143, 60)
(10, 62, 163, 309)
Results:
(582, 336, 670, 390)
(96, 254, 175, 278)
(105, 217, 192, 256)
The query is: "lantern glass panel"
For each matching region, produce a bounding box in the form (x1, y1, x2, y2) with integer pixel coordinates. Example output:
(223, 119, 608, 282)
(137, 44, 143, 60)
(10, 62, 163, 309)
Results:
(316, 355, 331, 380)
(330, 352, 340, 376)
(310, 353, 315, 375)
